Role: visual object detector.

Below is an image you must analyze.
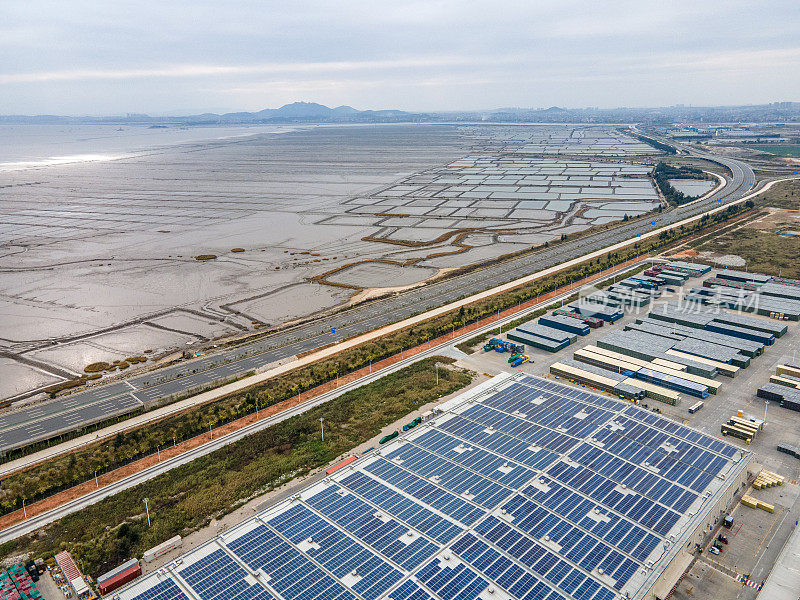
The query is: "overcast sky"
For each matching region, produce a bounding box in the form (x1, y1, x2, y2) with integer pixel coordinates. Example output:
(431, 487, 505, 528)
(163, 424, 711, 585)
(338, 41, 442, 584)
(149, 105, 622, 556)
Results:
(2, 0, 799, 115)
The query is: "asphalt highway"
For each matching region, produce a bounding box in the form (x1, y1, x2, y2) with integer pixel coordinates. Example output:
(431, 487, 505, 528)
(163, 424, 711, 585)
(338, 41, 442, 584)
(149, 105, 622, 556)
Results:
(0, 148, 756, 454)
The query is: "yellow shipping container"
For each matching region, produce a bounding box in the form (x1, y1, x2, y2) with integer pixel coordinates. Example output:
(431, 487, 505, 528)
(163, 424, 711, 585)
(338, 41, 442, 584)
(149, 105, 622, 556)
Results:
(757, 501, 775, 513)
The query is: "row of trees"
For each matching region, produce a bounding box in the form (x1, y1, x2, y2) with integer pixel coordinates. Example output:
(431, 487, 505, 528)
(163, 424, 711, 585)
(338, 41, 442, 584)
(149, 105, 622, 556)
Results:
(653, 161, 708, 206)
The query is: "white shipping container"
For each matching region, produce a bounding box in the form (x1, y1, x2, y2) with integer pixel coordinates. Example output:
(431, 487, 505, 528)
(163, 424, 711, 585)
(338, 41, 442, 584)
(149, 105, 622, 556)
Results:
(143, 535, 182, 562)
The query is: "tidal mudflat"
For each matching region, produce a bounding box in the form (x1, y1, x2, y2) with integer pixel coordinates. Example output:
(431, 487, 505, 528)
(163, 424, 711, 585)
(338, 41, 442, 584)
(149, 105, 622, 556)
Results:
(0, 123, 662, 399)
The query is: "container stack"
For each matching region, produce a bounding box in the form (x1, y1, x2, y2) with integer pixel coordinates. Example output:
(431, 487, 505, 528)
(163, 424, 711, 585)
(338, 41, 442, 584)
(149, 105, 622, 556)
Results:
(4, 563, 42, 600)
(0, 570, 19, 600)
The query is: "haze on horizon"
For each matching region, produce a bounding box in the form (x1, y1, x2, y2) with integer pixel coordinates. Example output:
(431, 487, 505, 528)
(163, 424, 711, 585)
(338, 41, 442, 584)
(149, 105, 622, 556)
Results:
(2, 0, 800, 116)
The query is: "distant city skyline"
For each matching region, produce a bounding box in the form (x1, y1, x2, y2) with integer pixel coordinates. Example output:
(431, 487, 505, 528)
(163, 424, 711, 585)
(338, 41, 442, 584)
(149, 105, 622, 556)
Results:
(3, 0, 800, 115)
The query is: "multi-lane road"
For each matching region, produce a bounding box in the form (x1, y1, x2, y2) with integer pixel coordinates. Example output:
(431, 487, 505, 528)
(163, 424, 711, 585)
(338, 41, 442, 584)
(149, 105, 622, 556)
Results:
(0, 144, 757, 454)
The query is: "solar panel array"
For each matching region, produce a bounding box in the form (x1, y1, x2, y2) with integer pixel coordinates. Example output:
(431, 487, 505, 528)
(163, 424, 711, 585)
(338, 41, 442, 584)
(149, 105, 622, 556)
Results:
(117, 373, 748, 600)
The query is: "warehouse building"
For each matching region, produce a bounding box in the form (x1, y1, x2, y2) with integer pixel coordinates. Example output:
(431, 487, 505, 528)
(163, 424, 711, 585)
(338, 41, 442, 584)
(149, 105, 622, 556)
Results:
(115, 373, 751, 600)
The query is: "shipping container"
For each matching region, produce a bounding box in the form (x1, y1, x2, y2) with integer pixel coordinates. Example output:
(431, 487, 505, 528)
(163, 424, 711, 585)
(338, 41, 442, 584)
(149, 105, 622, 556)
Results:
(720, 423, 753, 443)
(777, 443, 800, 459)
(619, 377, 681, 405)
(758, 282, 800, 302)
(688, 401, 704, 414)
(757, 384, 800, 411)
(568, 302, 624, 322)
(665, 349, 737, 377)
(705, 322, 775, 346)
(326, 455, 359, 475)
(143, 535, 183, 562)
(97, 559, 142, 596)
(715, 269, 771, 284)
(710, 313, 787, 338)
(538, 314, 590, 336)
(776, 364, 800, 379)
(573, 348, 642, 376)
(642, 318, 764, 356)
(517, 322, 576, 344)
(549, 361, 641, 398)
(634, 367, 709, 398)
(769, 375, 800, 389)
(507, 330, 569, 353)
(665, 260, 711, 275)
(729, 416, 761, 434)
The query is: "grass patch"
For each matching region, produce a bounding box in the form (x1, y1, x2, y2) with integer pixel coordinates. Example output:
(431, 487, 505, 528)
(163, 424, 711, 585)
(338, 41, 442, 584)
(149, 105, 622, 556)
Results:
(0, 357, 472, 577)
(694, 227, 800, 279)
(756, 179, 800, 210)
(747, 144, 800, 158)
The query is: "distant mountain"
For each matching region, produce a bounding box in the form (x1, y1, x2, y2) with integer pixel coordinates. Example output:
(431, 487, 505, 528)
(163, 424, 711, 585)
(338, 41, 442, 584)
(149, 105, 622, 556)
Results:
(2, 101, 799, 125)
(274, 101, 334, 117)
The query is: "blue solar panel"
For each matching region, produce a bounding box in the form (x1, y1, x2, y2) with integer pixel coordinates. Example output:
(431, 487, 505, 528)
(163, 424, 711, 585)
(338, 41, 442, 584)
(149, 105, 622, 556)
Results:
(128, 580, 190, 600)
(178, 549, 276, 600)
(117, 373, 747, 600)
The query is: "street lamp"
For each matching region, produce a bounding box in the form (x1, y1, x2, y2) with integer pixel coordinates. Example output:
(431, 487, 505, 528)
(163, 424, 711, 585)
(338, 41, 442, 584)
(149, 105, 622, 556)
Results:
(157, 445, 161, 462)
(94, 470, 99, 489)
(319, 418, 325, 442)
(436, 364, 439, 385)
(143, 497, 151, 527)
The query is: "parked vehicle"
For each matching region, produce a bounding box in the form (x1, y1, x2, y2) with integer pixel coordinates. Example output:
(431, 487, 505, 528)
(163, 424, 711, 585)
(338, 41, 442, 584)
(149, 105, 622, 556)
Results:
(717, 535, 728, 544)
(709, 546, 720, 555)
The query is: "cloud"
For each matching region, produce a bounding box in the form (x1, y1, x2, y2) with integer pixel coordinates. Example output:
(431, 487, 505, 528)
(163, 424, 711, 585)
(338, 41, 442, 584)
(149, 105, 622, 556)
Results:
(1, 1, 799, 113)
(0, 55, 510, 85)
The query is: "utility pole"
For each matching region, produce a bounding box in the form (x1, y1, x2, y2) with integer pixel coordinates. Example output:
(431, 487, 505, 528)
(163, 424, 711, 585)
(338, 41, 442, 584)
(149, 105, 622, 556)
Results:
(436, 364, 439, 385)
(22, 498, 26, 520)
(94, 470, 99, 489)
(157, 445, 161, 462)
(143, 498, 151, 527)
(319, 417, 325, 442)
